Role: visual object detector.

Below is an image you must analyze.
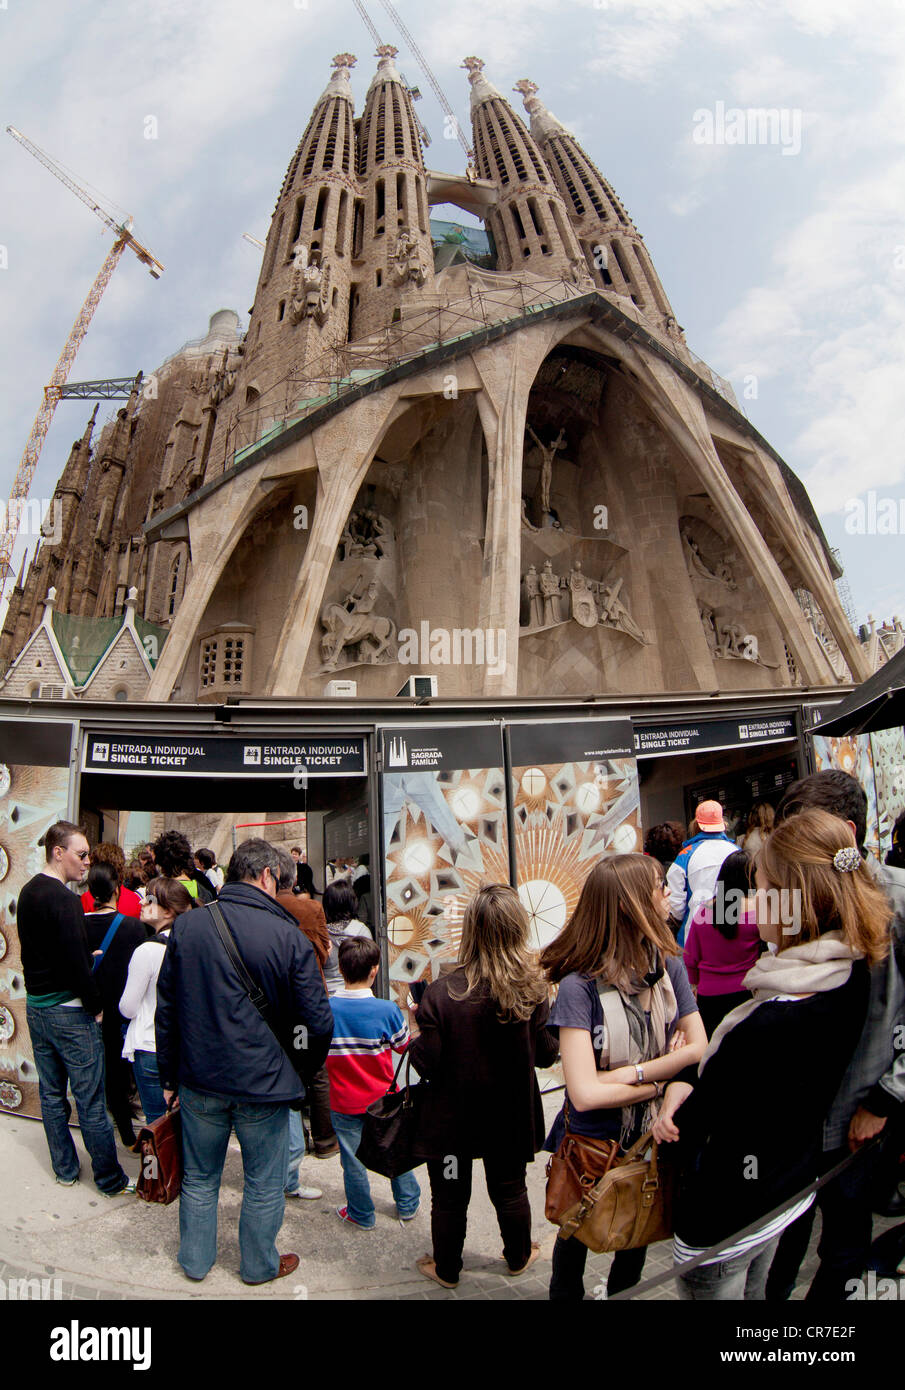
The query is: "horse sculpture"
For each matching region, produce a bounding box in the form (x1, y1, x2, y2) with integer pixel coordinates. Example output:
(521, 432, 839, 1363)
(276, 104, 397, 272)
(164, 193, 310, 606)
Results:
(320, 600, 396, 669)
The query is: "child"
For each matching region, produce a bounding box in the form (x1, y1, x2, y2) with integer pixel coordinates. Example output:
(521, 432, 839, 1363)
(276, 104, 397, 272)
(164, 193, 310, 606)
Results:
(327, 937, 420, 1229)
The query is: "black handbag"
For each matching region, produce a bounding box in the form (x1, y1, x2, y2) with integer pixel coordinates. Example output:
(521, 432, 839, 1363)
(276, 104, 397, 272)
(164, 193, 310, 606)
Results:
(355, 1051, 424, 1178)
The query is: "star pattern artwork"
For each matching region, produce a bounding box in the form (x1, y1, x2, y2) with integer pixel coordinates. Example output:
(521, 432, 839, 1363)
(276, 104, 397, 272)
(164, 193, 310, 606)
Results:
(512, 758, 641, 950)
(383, 766, 510, 1012)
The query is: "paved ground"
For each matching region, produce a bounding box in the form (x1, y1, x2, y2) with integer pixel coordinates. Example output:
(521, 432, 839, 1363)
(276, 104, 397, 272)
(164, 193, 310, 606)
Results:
(0, 1082, 897, 1302)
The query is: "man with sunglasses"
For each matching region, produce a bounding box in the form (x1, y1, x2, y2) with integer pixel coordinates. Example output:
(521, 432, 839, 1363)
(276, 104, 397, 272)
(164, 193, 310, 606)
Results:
(18, 821, 132, 1196)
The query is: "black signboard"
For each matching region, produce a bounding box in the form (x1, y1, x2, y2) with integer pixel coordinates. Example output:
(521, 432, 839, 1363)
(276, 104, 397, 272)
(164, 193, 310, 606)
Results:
(325, 801, 370, 860)
(0, 719, 75, 768)
(633, 714, 797, 758)
(82, 733, 366, 777)
(508, 718, 634, 767)
(380, 723, 503, 773)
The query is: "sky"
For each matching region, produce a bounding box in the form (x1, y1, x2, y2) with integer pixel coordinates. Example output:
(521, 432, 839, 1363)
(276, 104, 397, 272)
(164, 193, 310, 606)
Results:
(1, 0, 903, 631)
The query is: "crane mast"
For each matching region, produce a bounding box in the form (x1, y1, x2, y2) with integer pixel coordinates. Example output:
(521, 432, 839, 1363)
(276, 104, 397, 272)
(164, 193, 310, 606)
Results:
(1, 128, 163, 599)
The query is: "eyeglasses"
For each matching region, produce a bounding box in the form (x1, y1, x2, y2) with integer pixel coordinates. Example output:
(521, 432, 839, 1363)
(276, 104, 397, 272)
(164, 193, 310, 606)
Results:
(73, 849, 90, 861)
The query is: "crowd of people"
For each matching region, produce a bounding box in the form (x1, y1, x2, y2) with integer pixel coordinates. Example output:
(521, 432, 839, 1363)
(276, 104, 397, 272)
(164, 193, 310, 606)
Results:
(14, 769, 905, 1298)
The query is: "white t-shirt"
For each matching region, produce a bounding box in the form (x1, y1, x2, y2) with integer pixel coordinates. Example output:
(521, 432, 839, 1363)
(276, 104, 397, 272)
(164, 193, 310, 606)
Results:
(119, 933, 169, 1059)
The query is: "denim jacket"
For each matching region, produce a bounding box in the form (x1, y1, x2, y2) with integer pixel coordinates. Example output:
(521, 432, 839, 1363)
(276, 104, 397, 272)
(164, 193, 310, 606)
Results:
(822, 860, 905, 1150)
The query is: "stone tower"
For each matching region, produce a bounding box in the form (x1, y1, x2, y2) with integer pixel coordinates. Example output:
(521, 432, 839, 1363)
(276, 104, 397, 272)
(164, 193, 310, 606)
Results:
(353, 45, 436, 338)
(516, 79, 682, 339)
(53, 405, 99, 615)
(225, 52, 361, 456)
(463, 57, 588, 282)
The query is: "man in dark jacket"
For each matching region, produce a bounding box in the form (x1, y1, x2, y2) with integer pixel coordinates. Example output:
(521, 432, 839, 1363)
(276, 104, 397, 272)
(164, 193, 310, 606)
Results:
(156, 838, 333, 1285)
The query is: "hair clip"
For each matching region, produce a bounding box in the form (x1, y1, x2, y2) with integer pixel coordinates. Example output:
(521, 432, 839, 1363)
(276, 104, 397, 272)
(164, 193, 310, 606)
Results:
(832, 846, 860, 873)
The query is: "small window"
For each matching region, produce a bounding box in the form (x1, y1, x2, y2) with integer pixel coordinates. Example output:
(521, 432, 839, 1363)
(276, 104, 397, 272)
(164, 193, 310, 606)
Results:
(222, 637, 245, 685)
(114, 687, 129, 702)
(376, 269, 382, 287)
(200, 639, 218, 689)
(278, 300, 286, 322)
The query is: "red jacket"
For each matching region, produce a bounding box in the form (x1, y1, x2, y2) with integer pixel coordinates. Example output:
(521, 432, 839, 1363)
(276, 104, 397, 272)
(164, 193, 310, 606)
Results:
(82, 885, 143, 918)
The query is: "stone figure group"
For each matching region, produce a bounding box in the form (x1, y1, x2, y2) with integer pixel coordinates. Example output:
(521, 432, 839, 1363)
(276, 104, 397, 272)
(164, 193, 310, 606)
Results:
(339, 509, 388, 560)
(522, 560, 647, 643)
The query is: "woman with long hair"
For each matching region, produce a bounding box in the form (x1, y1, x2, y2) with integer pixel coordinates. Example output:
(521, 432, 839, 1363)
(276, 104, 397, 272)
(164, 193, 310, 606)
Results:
(410, 884, 559, 1290)
(654, 808, 891, 1300)
(540, 853, 706, 1300)
(683, 850, 762, 1035)
(321, 881, 371, 996)
(120, 877, 194, 1126)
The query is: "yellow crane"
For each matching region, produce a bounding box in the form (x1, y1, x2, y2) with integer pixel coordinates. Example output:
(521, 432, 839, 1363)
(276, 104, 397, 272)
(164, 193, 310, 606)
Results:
(1, 126, 164, 597)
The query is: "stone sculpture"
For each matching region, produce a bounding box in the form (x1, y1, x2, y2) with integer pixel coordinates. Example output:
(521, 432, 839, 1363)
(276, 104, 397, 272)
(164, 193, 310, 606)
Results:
(320, 577, 396, 668)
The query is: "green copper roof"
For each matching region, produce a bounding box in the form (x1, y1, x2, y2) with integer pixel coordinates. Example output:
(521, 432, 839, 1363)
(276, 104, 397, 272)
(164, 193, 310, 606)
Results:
(50, 612, 168, 685)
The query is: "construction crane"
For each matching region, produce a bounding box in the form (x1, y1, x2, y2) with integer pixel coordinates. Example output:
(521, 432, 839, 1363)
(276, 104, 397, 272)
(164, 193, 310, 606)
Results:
(1, 127, 164, 595)
(376, 0, 473, 159)
(350, 1, 434, 150)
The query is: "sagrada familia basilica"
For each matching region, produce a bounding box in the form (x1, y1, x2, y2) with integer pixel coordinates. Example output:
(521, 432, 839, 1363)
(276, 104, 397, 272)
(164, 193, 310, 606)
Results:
(0, 49, 876, 702)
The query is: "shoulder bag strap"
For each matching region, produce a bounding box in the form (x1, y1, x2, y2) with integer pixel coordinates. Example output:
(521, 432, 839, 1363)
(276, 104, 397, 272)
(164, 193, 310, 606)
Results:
(596, 982, 632, 1069)
(208, 902, 271, 1022)
(92, 913, 124, 973)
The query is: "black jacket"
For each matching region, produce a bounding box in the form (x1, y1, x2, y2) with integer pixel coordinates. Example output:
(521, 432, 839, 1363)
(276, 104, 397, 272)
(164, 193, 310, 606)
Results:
(409, 967, 559, 1162)
(83, 911, 153, 1024)
(156, 882, 333, 1104)
(18, 873, 102, 1015)
(673, 961, 870, 1248)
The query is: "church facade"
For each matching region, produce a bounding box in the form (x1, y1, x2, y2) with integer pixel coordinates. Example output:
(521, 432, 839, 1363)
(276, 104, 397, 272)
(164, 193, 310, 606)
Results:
(0, 50, 868, 703)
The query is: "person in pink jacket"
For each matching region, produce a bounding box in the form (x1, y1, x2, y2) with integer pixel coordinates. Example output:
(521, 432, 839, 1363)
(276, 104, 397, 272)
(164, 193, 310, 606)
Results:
(683, 851, 762, 1036)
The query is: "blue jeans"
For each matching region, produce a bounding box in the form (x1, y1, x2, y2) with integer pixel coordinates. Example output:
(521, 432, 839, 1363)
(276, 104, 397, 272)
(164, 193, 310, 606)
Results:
(285, 1109, 307, 1194)
(330, 1109, 420, 1227)
(26, 1003, 127, 1194)
(677, 1234, 780, 1300)
(132, 1050, 167, 1125)
(178, 1085, 290, 1283)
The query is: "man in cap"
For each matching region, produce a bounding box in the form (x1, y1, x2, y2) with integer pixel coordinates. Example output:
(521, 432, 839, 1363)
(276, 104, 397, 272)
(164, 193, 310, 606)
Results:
(666, 800, 737, 945)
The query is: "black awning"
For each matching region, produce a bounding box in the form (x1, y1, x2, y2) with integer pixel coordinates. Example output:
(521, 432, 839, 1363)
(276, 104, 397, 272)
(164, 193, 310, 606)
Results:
(808, 646, 905, 736)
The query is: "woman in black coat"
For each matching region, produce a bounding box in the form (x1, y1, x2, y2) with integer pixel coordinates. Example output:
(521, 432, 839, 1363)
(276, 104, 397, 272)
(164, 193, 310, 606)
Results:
(409, 885, 559, 1289)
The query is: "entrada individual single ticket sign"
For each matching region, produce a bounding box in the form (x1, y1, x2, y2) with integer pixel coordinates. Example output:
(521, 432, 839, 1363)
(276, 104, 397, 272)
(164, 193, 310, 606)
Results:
(82, 734, 366, 776)
(632, 714, 797, 757)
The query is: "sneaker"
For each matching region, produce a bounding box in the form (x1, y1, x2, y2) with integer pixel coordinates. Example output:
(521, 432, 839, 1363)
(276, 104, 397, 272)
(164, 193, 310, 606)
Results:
(398, 1202, 420, 1227)
(335, 1205, 373, 1230)
(55, 1173, 80, 1187)
(102, 1179, 136, 1198)
(285, 1185, 323, 1200)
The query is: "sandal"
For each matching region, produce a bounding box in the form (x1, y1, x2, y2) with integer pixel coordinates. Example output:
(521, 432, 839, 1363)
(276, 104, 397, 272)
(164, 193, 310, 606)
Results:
(505, 1241, 540, 1276)
(416, 1255, 458, 1289)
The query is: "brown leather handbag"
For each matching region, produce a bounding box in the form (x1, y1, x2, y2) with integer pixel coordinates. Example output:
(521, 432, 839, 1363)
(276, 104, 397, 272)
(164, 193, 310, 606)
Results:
(544, 1101, 620, 1224)
(555, 1129, 673, 1253)
(135, 1108, 182, 1205)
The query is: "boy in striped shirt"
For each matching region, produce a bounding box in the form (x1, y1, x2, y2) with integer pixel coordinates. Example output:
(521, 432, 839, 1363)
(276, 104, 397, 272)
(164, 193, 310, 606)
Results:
(327, 937, 421, 1229)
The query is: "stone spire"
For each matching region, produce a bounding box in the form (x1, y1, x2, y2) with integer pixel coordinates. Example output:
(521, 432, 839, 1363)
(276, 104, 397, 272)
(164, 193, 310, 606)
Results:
(516, 79, 683, 339)
(353, 45, 435, 337)
(463, 58, 587, 281)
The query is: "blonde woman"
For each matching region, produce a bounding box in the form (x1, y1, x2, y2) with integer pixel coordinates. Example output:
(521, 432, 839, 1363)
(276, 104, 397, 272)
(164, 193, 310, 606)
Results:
(410, 885, 559, 1289)
(654, 808, 891, 1300)
(540, 854, 706, 1300)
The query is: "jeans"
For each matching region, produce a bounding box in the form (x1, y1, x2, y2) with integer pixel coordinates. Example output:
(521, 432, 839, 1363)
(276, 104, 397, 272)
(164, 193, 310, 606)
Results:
(132, 1050, 167, 1125)
(330, 1109, 420, 1228)
(677, 1234, 780, 1301)
(426, 1154, 532, 1284)
(549, 1233, 647, 1300)
(286, 1109, 307, 1194)
(178, 1085, 290, 1284)
(26, 1003, 128, 1194)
